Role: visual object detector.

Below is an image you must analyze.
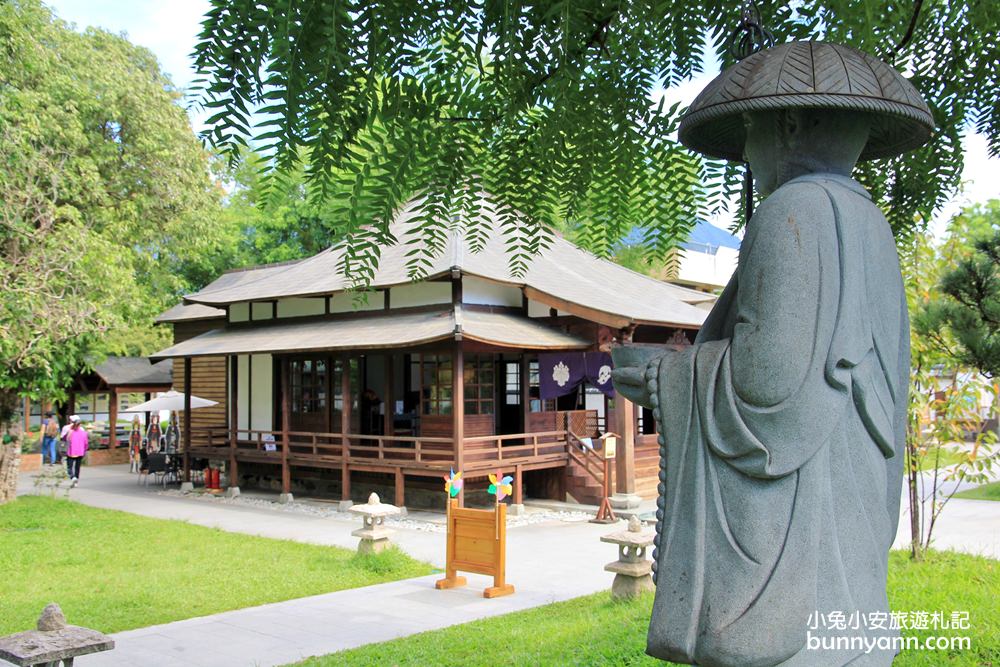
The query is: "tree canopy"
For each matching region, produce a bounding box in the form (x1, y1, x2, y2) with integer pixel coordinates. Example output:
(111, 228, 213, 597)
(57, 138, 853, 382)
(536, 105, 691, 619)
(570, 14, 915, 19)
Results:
(917, 201, 1000, 377)
(0, 0, 226, 426)
(194, 0, 1000, 282)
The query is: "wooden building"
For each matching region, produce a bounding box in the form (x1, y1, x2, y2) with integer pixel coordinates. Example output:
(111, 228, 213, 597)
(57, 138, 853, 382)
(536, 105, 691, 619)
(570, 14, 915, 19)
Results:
(153, 199, 711, 508)
(21, 357, 172, 434)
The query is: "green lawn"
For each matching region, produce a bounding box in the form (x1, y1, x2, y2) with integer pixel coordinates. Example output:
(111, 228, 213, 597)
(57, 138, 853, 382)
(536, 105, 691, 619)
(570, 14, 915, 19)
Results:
(0, 496, 432, 635)
(308, 551, 998, 666)
(915, 447, 968, 471)
(953, 480, 1000, 501)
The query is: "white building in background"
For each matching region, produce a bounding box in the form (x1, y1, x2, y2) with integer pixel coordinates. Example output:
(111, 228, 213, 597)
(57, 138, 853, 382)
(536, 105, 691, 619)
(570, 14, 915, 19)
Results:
(672, 220, 741, 293)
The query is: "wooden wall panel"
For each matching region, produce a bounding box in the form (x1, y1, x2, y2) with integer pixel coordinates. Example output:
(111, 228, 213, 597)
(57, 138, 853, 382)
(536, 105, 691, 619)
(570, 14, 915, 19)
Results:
(419, 414, 494, 438)
(174, 356, 228, 445)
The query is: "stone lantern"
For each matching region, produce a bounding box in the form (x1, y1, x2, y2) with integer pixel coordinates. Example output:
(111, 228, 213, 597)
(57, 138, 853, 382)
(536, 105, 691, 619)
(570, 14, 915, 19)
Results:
(601, 515, 654, 599)
(348, 492, 401, 554)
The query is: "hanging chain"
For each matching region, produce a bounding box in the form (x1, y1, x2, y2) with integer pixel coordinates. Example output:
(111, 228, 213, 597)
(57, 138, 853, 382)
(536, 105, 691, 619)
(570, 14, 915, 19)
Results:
(724, 1, 775, 225)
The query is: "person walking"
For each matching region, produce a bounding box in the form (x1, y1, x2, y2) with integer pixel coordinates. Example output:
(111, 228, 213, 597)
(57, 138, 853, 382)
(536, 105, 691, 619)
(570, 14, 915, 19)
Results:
(65, 415, 89, 487)
(40, 412, 60, 465)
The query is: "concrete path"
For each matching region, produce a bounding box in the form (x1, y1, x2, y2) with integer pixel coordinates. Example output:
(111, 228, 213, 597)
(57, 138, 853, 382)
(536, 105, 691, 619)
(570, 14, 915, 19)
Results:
(9, 464, 1000, 666)
(13, 466, 637, 666)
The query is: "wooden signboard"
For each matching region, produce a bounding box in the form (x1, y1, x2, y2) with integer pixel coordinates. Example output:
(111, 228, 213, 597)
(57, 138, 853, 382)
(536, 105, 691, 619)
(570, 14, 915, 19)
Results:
(435, 499, 515, 598)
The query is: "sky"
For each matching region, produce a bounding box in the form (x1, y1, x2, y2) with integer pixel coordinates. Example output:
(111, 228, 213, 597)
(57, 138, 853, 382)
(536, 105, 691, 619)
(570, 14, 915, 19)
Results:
(46, 0, 1000, 235)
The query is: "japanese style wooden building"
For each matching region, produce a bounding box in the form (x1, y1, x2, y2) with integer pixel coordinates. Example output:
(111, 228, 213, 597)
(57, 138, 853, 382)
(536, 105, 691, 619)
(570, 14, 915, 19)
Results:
(153, 199, 711, 509)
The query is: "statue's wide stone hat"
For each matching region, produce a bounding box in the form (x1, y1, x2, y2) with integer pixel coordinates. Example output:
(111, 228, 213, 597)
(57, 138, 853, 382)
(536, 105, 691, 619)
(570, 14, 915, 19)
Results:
(678, 41, 935, 161)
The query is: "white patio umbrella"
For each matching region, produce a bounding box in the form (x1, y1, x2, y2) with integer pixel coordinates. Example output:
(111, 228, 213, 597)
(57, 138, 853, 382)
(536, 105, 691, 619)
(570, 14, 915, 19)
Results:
(122, 390, 218, 413)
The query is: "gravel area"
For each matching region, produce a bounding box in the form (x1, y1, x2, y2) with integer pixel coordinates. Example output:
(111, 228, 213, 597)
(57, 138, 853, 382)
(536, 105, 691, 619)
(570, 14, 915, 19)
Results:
(157, 488, 595, 532)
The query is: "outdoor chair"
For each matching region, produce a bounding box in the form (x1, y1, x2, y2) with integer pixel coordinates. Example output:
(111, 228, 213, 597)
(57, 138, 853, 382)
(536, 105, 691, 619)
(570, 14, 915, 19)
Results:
(140, 453, 169, 487)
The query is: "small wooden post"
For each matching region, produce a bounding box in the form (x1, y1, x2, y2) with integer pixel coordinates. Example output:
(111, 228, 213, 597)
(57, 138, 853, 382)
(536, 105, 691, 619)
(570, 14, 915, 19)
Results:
(229, 355, 239, 489)
(594, 433, 618, 523)
(593, 456, 617, 523)
(341, 355, 352, 502)
(280, 356, 291, 499)
(514, 465, 523, 505)
(183, 357, 192, 483)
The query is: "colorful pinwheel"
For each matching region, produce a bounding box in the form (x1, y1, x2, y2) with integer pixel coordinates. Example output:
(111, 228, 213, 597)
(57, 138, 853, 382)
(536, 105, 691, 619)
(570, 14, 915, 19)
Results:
(488, 472, 514, 501)
(443, 468, 463, 497)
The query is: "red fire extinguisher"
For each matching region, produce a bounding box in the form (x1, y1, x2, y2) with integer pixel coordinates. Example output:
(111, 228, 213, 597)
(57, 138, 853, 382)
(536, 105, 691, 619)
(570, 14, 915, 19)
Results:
(211, 468, 221, 489)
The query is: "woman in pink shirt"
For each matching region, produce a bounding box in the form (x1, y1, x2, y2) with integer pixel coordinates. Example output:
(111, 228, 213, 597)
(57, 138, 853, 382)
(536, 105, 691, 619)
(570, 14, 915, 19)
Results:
(65, 415, 89, 487)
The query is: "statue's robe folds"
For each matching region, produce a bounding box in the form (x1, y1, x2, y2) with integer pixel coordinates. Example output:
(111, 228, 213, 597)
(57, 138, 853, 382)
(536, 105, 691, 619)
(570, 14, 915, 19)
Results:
(645, 174, 907, 666)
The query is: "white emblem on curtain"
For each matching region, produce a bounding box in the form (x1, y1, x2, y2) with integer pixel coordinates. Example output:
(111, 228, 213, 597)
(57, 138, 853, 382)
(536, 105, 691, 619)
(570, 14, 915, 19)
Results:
(552, 361, 570, 387)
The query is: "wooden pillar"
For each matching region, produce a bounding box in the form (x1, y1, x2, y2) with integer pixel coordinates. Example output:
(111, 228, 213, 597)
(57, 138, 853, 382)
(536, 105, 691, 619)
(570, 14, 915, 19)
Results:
(229, 355, 239, 487)
(340, 355, 352, 501)
(280, 356, 291, 495)
(452, 339, 465, 505)
(143, 392, 151, 432)
(520, 355, 530, 434)
(615, 328, 636, 495)
(108, 388, 119, 449)
(325, 354, 333, 433)
(394, 468, 404, 507)
(183, 358, 192, 483)
(383, 353, 393, 437)
(514, 464, 523, 504)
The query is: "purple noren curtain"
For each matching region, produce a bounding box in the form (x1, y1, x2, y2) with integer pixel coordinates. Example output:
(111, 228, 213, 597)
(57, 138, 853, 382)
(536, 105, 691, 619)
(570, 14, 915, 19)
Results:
(539, 352, 586, 400)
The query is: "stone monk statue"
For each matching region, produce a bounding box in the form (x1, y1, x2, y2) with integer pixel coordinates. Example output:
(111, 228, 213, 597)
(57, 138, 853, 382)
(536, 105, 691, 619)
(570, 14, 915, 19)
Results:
(612, 42, 934, 666)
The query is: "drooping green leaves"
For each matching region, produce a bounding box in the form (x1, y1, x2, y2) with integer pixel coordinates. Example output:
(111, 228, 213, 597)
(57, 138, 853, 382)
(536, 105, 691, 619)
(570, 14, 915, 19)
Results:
(193, 1, 997, 278)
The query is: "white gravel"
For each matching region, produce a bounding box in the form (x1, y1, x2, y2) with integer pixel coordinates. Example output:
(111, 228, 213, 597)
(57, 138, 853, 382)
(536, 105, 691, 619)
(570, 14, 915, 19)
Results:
(157, 488, 595, 532)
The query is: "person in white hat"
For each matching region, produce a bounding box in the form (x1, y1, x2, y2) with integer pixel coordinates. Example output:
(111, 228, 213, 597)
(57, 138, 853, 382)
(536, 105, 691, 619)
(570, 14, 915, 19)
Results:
(65, 415, 89, 487)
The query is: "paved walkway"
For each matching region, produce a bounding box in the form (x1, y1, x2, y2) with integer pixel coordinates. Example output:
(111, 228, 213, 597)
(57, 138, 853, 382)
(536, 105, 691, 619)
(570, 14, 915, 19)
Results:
(9, 464, 1000, 666)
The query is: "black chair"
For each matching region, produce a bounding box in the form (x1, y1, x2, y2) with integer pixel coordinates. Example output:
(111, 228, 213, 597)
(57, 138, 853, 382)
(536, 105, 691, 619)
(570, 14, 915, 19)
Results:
(140, 453, 168, 487)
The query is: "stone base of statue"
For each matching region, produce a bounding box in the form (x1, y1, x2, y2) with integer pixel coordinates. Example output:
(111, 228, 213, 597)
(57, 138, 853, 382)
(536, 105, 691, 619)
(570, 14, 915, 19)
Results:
(609, 492, 643, 510)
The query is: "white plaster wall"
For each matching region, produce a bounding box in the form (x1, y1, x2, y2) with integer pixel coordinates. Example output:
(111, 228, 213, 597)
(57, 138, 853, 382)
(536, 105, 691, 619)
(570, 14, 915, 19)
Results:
(277, 297, 325, 318)
(251, 302, 273, 320)
(230, 302, 249, 323)
(329, 291, 385, 313)
(250, 354, 273, 432)
(462, 276, 522, 307)
(676, 247, 739, 291)
(584, 390, 607, 423)
(527, 298, 569, 318)
(390, 282, 450, 308)
(236, 355, 250, 434)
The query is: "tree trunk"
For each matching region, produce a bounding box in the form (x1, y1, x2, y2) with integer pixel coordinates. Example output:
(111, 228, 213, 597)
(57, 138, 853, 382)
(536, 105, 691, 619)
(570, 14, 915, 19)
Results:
(0, 388, 22, 504)
(0, 443, 20, 504)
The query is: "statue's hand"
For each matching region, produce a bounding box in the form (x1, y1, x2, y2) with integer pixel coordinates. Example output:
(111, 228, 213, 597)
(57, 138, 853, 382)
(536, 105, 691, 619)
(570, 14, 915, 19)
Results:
(611, 344, 671, 409)
(612, 366, 653, 408)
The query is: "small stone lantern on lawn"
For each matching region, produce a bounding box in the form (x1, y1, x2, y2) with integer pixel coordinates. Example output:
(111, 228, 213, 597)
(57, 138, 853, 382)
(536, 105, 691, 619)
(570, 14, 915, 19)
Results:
(348, 492, 401, 554)
(601, 515, 655, 600)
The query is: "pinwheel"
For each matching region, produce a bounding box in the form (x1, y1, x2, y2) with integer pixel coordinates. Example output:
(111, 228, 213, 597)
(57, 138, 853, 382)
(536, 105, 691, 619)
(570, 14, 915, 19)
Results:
(488, 472, 514, 502)
(443, 468, 463, 498)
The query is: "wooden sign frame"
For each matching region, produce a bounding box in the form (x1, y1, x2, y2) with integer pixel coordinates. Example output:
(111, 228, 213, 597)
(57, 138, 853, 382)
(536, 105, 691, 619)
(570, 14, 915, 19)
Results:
(435, 499, 514, 598)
